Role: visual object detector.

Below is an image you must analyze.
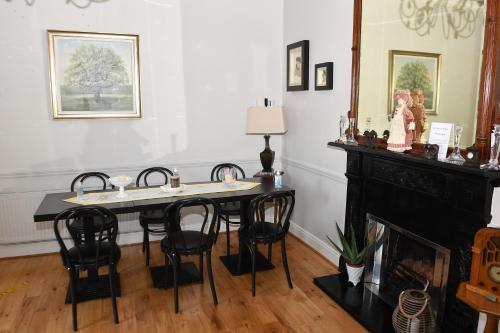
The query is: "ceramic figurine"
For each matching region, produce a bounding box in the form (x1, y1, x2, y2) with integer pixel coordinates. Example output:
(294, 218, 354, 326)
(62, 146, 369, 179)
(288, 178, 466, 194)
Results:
(410, 89, 427, 143)
(387, 89, 415, 153)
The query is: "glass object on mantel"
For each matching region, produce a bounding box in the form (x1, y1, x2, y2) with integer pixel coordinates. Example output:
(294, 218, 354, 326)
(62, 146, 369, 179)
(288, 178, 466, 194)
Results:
(481, 124, 500, 171)
(345, 117, 358, 145)
(337, 115, 348, 143)
(446, 123, 465, 165)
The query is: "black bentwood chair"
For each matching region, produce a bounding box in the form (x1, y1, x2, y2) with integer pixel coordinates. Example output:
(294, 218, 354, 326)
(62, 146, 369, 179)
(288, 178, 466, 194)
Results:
(210, 163, 246, 256)
(70, 172, 113, 192)
(53, 206, 120, 331)
(69, 172, 114, 237)
(160, 197, 219, 313)
(238, 190, 295, 296)
(136, 167, 174, 266)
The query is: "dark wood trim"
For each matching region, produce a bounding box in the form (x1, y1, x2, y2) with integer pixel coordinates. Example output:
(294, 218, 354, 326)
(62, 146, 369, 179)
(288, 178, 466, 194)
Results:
(349, 0, 499, 162)
(348, 0, 362, 119)
(476, 0, 500, 160)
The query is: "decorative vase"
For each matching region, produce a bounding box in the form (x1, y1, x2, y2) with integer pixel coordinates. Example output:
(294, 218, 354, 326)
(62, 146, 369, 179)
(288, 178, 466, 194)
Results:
(481, 124, 500, 170)
(447, 123, 465, 165)
(392, 289, 436, 333)
(346, 117, 358, 145)
(346, 263, 364, 286)
(337, 115, 348, 143)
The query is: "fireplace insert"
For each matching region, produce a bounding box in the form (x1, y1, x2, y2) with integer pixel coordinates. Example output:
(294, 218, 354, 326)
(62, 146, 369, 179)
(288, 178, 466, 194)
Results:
(364, 214, 451, 326)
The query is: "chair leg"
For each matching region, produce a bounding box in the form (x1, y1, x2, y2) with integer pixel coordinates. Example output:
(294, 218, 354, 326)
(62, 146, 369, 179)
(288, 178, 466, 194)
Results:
(164, 254, 170, 289)
(142, 228, 146, 253)
(281, 238, 293, 289)
(145, 230, 150, 266)
(250, 242, 257, 297)
(237, 240, 244, 275)
(226, 219, 231, 256)
(108, 264, 119, 324)
(267, 243, 273, 262)
(206, 250, 218, 305)
(171, 254, 179, 313)
(68, 268, 78, 331)
(199, 253, 204, 283)
(214, 215, 221, 244)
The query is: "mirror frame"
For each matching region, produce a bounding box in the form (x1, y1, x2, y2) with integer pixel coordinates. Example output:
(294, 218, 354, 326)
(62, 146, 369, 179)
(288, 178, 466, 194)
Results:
(349, 0, 500, 161)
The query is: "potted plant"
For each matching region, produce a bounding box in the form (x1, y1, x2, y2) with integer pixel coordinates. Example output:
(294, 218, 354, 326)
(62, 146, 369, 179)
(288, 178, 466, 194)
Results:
(327, 222, 379, 286)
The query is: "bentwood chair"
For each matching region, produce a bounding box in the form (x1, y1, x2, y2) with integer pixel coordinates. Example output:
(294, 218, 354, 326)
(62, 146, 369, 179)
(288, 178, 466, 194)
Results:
(53, 206, 120, 331)
(238, 190, 295, 296)
(70, 172, 113, 192)
(136, 167, 173, 266)
(69, 172, 114, 237)
(160, 197, 219, 313)
(210, 163, 246, 256)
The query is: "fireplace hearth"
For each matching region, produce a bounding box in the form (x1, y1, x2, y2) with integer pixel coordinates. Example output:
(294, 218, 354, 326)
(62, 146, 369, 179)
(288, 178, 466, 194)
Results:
(316, 142, 500, 333)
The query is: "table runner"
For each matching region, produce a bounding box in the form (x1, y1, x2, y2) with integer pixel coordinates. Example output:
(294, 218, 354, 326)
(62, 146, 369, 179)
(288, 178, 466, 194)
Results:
(64, 181, 261, 205)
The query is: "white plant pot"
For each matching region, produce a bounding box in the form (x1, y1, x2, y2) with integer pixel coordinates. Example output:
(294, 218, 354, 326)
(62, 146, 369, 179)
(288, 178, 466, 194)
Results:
(346, 264, 364, 286)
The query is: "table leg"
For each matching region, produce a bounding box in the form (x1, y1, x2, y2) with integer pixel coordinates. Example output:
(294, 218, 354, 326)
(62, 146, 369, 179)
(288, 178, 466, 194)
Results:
(219, 199, 275, 276)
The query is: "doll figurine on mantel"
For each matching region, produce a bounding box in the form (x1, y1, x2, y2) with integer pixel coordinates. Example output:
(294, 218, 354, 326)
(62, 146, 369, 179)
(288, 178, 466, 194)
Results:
(387, 89, 416, 153)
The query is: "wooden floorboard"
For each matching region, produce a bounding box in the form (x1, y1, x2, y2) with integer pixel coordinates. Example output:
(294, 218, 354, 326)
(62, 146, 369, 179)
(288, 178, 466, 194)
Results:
(0, 233, 367, 332)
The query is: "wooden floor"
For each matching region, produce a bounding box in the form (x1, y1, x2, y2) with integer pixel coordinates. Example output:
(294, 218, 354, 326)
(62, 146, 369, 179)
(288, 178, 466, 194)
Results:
(0, 233, 367, 332)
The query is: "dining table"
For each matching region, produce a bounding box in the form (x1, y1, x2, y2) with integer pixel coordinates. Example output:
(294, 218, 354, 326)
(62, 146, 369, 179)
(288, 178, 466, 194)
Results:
(33, 177, 295, 302)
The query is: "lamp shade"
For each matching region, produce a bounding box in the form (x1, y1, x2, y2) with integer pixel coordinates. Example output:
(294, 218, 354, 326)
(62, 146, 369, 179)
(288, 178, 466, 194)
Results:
(246, 106, 287, 135)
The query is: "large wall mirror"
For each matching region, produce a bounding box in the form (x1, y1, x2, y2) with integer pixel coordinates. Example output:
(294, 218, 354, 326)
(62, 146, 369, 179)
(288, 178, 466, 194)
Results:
(350, 0, 500, 160)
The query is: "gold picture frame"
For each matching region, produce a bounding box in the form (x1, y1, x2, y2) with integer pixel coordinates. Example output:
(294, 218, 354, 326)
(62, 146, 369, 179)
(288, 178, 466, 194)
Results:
(48, 30, 141, 119)
(388, 50, 441, 115)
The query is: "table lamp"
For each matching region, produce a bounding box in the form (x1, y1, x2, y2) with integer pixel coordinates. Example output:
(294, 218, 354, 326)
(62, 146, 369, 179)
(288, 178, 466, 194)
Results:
(246, 106, 287, 177)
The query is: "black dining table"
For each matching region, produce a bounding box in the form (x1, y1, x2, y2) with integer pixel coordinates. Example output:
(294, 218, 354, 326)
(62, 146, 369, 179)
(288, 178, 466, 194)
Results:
(33, 178, 295, 301)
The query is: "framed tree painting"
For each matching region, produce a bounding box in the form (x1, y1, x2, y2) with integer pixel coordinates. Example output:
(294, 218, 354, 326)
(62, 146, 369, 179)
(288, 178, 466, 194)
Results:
(315, 62, 333, 90)
(388, 50, 441, 115)
(48, 30, 141, 119)
(287, 40, 309, 91)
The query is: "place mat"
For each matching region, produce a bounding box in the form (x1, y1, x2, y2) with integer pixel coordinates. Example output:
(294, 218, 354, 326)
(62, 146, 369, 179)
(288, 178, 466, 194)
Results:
(64, 181, 260, 205)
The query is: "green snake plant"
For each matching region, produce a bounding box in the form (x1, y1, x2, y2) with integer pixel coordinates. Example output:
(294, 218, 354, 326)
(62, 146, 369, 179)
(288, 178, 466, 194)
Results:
(327, 222, 378, 266)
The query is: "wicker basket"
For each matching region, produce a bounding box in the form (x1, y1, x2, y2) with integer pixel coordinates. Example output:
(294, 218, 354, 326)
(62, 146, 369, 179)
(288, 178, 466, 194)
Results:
(392, 289, 436, 333)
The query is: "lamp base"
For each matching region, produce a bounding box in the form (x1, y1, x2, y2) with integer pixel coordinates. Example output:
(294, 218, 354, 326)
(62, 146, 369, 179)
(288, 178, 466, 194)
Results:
(260, 135, 275, 174)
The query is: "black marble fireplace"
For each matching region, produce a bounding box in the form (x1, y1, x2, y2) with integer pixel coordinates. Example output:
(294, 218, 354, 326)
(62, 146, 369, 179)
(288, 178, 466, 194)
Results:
(314, 143, 500, 333)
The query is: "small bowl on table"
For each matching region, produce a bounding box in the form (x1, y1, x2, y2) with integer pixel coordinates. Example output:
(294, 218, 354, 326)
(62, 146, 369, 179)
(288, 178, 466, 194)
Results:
(108, 175, 133, 198)
(160, 184, 186, 194)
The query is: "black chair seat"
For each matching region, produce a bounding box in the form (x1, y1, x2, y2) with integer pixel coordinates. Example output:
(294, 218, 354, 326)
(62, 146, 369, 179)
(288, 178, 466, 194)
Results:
(161, 230, 209, 253)
(66, 242, 121, 266)
(69, 215, 114, 232)
(219, 201, 241, 216)
(139, 209, 165, 222)
(241, 222, 284, 242)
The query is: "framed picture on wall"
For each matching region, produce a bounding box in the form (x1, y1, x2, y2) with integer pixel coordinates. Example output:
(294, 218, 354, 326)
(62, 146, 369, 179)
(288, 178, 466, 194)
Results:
(48, 30, 141, 119)
(287, 40, 309, 91)
(388, 50, 441, 115)
(315, 62, 333, 90)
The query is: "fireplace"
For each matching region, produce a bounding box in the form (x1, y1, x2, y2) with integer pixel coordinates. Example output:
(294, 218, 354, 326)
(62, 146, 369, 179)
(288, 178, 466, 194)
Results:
(364, 214, 450, 325)
(314, 142, 500, 333)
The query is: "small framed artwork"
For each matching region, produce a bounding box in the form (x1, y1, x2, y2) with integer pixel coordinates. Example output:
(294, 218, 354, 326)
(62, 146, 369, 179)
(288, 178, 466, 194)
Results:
(287, 40, 309, 91)
(315, 62, 333, 90)
(388, 50, 441, 115)
(48, 30, 141, 119)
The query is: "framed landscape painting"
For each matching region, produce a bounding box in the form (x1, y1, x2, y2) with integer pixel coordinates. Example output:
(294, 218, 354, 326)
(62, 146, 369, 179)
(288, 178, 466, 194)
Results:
(48, 30, 141, 119)
(287, 40, 309, 91)
(388, 50, 441, 115)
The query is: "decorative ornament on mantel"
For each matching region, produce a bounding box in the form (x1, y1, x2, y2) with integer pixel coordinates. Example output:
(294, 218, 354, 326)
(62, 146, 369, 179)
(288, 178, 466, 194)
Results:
(400, 0, 484, 39)
(4, 0, 109, 8)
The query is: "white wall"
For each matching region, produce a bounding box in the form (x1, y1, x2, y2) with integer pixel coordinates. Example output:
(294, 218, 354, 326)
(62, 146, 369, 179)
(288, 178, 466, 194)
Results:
(0, 0, 284, 256)
(282, 0, 354, 265)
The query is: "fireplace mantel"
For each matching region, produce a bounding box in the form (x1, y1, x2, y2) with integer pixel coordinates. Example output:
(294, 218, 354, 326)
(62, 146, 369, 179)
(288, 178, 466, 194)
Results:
(316, 142, 500, 333)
